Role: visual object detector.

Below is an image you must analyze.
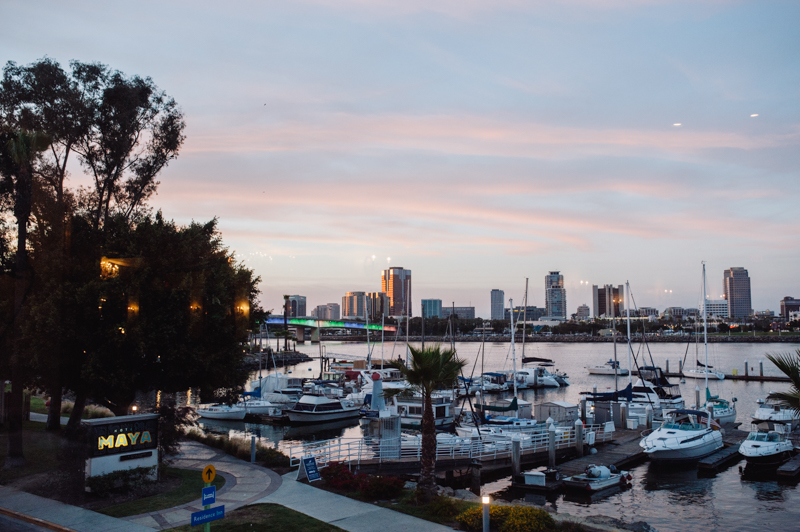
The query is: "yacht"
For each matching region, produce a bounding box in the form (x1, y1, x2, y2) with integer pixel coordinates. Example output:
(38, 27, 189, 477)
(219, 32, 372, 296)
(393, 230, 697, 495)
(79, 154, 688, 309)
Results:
(196, 404, 247, 420)
(515, 367, 560, 388)
(629, 367, 685, 417)
(639, 409, 723, 462)
(481, 372, 511, 392)
(587, 360, 629, 376)
(394, 394, 455, 430)
(235, 399, 282, 417)
(285, 394, 360, 424)
(704, 389, 737, 425)
(752, 394, 800, 429)
(739, 426, 795, 467)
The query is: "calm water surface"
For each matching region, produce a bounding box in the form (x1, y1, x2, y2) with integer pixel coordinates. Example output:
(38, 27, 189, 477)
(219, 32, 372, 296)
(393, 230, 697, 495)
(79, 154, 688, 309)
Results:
(195, 340, 800, 532)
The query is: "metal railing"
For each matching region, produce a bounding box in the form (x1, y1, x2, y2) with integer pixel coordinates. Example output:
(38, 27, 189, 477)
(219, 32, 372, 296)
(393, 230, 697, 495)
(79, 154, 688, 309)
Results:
(287, 422, 614, 468)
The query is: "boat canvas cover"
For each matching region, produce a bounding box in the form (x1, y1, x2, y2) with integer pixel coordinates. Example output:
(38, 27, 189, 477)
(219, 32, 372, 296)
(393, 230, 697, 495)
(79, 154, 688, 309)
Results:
(638, 366, 678, 387)
(586, 383, 633, 402)
(476, 397, 518, 412)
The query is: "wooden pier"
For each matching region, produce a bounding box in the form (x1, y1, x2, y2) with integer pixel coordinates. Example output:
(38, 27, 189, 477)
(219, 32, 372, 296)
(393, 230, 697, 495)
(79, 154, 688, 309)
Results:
(637, 370, 790, 383)
(557, 429, 645, 477)
(777, 455, 800, 477)
(698, 445, 743, 471)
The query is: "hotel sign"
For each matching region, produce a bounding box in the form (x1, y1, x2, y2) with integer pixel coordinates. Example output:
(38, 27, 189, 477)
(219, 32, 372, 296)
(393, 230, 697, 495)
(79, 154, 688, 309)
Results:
(86, 415, 159, 458)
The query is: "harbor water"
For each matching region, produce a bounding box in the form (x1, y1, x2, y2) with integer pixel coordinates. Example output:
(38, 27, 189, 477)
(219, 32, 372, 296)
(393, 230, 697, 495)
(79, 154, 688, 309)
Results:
(197, 340, 800, 532)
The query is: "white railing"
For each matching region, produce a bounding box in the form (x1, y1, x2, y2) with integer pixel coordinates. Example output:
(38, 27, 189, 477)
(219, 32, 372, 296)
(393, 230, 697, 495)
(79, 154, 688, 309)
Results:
(287, 423, 613, 468)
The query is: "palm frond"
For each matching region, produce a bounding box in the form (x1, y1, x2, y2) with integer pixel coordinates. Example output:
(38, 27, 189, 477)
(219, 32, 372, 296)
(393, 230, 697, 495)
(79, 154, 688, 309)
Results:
(765, 350, 800, 416)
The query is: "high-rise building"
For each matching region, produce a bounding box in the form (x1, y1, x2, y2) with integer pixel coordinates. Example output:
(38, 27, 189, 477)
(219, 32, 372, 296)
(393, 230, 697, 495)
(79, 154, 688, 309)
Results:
(381, 267, 412, 317)
(490, 289, 505, 320)
(592, 285, 624, 318)
(779, 297, 800, 320)
(723, 267, 752, 319)
(702, 298, 728, 318)
(545, 271, 566, 319)
(441, 306, 476, 320)
(341, 291, 366, 318)
(312, 303, 341, 320)
(576, 304, 590, 320)
(287, 295, 306, 317)
(327, 303, 340, 320)
(421, 299, 442, 318)
(366, 292, 390, 319)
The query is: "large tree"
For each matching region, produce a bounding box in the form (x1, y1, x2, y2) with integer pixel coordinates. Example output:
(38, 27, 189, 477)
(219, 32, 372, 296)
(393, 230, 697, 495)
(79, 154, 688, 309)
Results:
(391, 345, 465, 502)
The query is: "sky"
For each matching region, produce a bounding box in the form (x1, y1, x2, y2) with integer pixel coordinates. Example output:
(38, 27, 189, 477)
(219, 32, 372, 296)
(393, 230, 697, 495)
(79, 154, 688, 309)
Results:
(3, 0, 799, 317)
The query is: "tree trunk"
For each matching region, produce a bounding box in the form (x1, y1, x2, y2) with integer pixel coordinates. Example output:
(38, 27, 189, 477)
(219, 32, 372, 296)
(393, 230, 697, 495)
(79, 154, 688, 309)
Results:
(65, 389, 87, 438)
(418, 389, 437, 503)
(46, 380, 63, 431)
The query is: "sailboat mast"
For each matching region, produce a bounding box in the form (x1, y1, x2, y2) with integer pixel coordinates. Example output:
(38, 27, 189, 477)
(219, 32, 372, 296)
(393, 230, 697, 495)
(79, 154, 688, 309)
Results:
(510, 298, 518, 399)
(626, 281, 632, 385)
(703, 262, 709, 392)
(613, 291, 618, 392)
(522, 278, 528, 361)
(381, 314, 385, 370)
(365, 295, 371, 369)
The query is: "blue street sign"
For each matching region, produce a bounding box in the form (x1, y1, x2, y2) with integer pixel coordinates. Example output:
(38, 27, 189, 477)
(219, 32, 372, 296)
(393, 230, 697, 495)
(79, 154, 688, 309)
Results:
(191, 506, 224, 526)
(202, 486, 216, 506)
(302, 456, 321, 482)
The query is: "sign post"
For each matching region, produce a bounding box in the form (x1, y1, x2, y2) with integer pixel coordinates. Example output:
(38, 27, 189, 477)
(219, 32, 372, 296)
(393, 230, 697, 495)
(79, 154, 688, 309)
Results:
(191, 465, 224, 529)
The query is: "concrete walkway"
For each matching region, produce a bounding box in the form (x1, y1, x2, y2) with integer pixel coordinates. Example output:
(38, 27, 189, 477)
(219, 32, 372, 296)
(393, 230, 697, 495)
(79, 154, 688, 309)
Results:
(0, 485, 156, 532)
(256, 472, 454, 532)
(123, 440, 283, 530)
(29, 412, 69, 425)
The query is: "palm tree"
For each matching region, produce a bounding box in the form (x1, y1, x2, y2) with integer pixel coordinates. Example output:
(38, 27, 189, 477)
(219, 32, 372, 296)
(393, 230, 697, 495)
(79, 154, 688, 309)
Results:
(766, 350, 800, 414)
(391, 344, 466, 502)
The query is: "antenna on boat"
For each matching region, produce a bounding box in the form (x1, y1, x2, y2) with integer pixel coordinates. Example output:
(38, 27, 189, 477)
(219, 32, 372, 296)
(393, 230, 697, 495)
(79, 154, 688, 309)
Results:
(626, 281, 632, 386)
(510, 297, 518, 416)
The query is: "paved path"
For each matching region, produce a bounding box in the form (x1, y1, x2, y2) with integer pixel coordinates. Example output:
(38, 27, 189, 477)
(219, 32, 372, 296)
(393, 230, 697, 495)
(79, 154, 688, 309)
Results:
(0, 485, 156, 532)
(29, 412, 69, 425)
(123, 440, 283, 530)
(256, 472, 454, 532)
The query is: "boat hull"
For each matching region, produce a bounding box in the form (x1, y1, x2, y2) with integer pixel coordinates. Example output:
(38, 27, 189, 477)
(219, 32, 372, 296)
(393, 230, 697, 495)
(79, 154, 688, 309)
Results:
(285, 408, 361, 424)
(563, 475, 629, 492)
(197, 409, 247, 420)
(644, 436, 722, 463)
(588, 367, 629, 376)
(683, 370, 724, 380)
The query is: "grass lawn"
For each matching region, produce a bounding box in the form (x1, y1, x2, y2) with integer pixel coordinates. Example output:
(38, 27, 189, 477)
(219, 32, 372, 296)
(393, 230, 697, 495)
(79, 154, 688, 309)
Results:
(99, 468, 226, 518)
(165, 503, 345, 531)
(0, 421, 64, 484)
(373, 490, 478, 526)
(30, 396, 47, 414)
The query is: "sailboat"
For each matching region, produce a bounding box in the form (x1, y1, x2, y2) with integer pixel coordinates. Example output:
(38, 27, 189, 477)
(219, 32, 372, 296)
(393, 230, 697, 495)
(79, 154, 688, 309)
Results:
(698, 263, 736, 424)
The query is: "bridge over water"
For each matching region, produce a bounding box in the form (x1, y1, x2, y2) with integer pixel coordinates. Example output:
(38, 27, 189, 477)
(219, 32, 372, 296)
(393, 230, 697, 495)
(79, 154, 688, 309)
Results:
(264, 317, 397, 343)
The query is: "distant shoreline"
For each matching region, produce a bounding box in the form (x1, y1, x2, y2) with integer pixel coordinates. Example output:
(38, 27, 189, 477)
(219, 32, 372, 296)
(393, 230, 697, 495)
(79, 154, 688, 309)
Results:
(318, 334, 800, 344)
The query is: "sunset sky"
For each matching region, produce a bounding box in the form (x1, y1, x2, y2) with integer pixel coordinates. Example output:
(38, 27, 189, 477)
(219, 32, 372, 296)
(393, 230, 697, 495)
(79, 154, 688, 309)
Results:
(4, 1, 799, 317)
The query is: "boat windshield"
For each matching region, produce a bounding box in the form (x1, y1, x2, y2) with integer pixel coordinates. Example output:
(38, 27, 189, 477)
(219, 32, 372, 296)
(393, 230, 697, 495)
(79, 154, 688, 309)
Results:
(746, 432, 781, 442)
(661, 422, 706, 431)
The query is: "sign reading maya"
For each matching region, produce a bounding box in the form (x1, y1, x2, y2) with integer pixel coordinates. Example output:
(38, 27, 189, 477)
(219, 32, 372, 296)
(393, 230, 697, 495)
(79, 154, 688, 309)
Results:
(88, 417, 159, 457)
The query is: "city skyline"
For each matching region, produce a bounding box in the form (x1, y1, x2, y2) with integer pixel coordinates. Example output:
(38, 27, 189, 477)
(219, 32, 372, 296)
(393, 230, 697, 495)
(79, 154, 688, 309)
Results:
(5, 2, 797, 318)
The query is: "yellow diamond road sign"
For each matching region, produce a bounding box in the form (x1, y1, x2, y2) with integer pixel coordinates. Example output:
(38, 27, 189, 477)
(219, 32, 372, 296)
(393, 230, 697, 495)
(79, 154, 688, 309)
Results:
(203, 464, 216, 483)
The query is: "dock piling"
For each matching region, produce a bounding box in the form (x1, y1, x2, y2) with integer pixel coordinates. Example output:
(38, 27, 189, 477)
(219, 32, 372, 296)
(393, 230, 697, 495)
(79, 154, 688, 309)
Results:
(575, 419, 584, 458)
(645, 405, 653, 429)
(251, 436, 256, 463)
(580, 397, 587, 423)
(511, 438, 521, 476)
(619, 402, 627, 429)
(666, 359, 669, 373)
(695, 386, 700, 409)
(548, 424, 556, 469)
(679, 359, 683, 374)
(745, 360, 748, 378)
(760, 360, 764, 377)
(471, 461, 482, 495)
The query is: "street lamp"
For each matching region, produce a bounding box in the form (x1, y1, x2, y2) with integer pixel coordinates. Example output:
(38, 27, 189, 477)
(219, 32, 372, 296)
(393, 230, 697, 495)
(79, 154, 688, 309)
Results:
(482, 496, 490, 532)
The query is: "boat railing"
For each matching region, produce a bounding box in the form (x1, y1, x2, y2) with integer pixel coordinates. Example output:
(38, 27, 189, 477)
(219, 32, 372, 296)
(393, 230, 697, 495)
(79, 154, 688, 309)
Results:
(286, 423, 613, 469)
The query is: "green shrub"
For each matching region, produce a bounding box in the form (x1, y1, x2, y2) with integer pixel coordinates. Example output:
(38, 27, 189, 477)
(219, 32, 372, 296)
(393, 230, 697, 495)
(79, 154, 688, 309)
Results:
(427, 495, 463, 519)
(183, 428, 290, 468)
(84, 404, 115, 418)
(85, 466, 157, 496)
(456, 505, 557, 532)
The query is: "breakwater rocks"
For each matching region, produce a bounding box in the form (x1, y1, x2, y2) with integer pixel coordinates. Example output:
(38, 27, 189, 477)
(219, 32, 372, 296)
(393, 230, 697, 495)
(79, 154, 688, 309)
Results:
(322, 334, 800, 344)
(241, 351, 313, 370)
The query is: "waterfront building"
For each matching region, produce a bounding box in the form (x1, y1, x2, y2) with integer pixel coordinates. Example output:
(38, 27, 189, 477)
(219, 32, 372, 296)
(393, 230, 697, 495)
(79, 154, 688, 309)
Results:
(545, 271, 567, 319)
(421, 299, 442, 319)
(723, 267, 752, 319)
(366, 292, 390, 319)
(636, 307, 659, 317)
(441, 306, 476, 320)
(381, 267, 412, 317)
(312, 303, 340, 320)
(504, 306, 546, 322)
(287, 295, 306, 317)
(592, 284, 624, 318)
(790, 310, 800, 322)
(576, 304, 590, 320)
(780, 297, 800, 320)
(490, 289, 505, 320)
(662, 307, 687, 320)
(702, 298, 728, 318)
(754, 310, 775, 318)
(327, 303, 341, 320)
(342, 291, 366, 319)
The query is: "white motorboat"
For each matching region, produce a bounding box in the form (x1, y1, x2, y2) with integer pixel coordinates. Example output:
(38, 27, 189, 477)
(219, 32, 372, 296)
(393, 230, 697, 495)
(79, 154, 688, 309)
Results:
(628, 366, 685, 418)
(236, 399, 282, 417)
(196, 404, 247, 420)
(639, 409, 723, 462)
(515, 367, 560, 388)
(739, 426, 795, 466)
(285, 394, 360, 424)
(683, 367, 725, 380)
(480, 372, 511, 392)
(394, 394, 455, 430)
(704, 389, 737, 425)
(752, 394, 800, 429)
(587, 360, 629, 376)
(563, 465, 632, 492)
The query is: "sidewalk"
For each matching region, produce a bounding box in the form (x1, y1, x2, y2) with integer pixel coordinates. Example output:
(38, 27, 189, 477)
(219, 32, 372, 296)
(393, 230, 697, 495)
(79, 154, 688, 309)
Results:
(29, 412, 69, 425)
(123, 440, 283, 530)
(0, 485, 156, 532)
(256, 472, 454, 532)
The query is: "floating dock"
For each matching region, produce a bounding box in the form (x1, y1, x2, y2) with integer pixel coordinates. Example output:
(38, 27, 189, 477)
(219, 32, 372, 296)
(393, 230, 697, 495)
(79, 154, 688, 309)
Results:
(557, 430, 645, 478)
(698, 445, 743, 471)
(777, 455, 800, 478)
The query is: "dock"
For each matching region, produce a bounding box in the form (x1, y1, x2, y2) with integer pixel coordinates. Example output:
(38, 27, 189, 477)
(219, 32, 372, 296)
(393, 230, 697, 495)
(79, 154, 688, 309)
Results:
(557, 429, 645, 477)
(698, 445, 743, 471)
(777, 455, 800, 477)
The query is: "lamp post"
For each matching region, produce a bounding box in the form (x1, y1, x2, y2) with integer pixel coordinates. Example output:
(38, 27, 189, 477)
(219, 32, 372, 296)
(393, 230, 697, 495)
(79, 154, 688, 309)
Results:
(482, 496, 490, 532)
